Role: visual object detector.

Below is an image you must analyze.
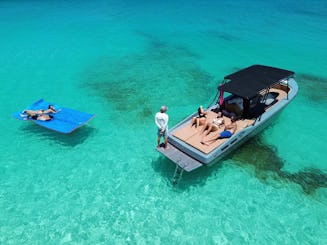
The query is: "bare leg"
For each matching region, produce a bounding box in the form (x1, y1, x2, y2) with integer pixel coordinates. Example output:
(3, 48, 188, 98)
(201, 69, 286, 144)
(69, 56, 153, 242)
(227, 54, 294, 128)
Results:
(164, 137, 169, 149)
(196, 118, 200, 128)
(157, 136, 161, 148)
(21, 110, 38, 117)
(201, 122, 213, 137)
(190, 117, 196, 127)
(203, 124, 219, 137)
(201, 134, 220, 146)
(203, 124, 213, 137)
(200, 122, 209, 134)
(199, 118, 206, 128)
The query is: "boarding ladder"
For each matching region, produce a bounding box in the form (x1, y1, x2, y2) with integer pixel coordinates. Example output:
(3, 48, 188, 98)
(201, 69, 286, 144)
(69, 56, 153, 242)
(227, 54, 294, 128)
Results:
(172, 163, 185, 186)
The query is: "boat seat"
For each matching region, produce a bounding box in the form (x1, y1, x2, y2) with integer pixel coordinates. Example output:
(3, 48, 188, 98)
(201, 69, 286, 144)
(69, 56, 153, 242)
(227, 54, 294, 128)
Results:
(268, 88, 287, 101)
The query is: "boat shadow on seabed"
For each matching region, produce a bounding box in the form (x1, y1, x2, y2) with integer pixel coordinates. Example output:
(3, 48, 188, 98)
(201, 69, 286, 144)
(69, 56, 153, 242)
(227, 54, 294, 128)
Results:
(231, 137, 327, 196)
(153, 137, 327, 195)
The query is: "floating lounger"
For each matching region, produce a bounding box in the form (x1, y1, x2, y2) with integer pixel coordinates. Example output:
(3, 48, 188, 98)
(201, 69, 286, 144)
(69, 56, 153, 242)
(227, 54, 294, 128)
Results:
(13, 99, 96, 134)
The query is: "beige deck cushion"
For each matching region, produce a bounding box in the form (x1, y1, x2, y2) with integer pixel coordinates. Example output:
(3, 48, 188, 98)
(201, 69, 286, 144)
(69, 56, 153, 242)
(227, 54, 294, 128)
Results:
(269, 88, 287, 101)
(173, 125, 202, 141)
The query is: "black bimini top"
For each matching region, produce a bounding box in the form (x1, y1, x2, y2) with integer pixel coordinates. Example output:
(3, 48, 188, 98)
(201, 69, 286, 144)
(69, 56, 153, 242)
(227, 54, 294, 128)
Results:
(219, 65, 294, 99)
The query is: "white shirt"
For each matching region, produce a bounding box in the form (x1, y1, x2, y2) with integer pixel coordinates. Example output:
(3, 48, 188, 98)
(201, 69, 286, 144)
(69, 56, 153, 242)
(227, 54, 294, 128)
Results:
(155, 112, 169, 131)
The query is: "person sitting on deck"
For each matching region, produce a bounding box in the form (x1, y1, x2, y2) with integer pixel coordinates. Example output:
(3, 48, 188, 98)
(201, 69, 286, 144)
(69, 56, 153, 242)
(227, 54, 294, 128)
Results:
(21, 105, 59, 117)
(190, 105, 207, 128)
(200, 111, 225, 136)
(201, 116, 237, 146)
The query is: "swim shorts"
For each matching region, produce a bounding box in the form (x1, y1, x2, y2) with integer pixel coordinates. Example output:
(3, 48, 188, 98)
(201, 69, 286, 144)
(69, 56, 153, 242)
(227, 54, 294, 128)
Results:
(220, 130, 232, 138)
(157, 129, 168, 138)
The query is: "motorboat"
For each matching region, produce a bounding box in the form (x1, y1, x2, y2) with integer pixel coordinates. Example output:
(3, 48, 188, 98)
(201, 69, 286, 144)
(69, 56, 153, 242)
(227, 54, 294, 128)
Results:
(156, 65, 298, 183)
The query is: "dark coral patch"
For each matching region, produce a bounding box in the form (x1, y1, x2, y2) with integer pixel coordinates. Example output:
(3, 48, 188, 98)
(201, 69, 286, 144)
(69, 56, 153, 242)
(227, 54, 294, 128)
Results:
(231, 137, 327, 195)
(81, 37, 213, 123)
(280, 169, 327, 195)
(293, 7, 327, 19)
(297, 73, 327, 103)
(202, 30, 241, 42)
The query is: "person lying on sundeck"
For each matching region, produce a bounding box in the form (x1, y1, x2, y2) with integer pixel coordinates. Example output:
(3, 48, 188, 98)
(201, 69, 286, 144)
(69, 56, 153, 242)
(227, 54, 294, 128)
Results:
(21, 105, 59, 117)
(201, 116, 237, 146)
(200, 111, 225, 136)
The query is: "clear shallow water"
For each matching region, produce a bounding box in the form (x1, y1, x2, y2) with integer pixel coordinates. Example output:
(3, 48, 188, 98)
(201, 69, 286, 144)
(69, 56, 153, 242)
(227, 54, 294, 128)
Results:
(0, 0, 327, 243)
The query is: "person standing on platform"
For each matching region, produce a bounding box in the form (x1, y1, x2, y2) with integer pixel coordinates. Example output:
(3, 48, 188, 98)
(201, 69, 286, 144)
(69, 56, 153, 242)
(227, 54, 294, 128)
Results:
(155, 105, 169, 149)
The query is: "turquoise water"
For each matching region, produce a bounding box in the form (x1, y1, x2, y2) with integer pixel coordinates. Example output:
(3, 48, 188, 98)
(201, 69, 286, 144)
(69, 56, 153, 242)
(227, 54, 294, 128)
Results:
(1, 0, 327, 243)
